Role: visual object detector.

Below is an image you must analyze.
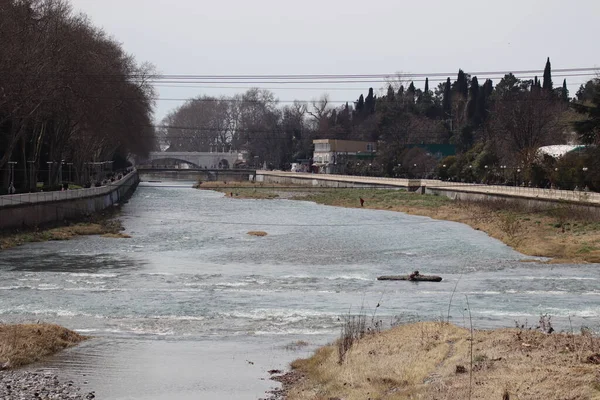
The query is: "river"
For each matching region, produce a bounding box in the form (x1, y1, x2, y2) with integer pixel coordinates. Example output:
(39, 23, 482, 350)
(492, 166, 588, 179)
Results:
(1, 182, 599, 399)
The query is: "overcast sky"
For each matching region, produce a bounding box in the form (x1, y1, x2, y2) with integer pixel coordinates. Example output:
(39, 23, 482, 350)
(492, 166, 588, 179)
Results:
(69, 0, 600, 122)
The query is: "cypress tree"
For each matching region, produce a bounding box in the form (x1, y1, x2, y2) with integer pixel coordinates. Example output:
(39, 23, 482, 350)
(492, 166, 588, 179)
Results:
(561, 79, 569, 102)
(467, 76, 479, 120)
(398, 85, 404, 97)
(543, 57, 553, 91)
(407, 82, 416, 104)
(419, 77, 433, 107)
(455, 69, 469, 98)
(387, 85, 395, 101)
(365, 87, 376, 114)
(483, 79, 493, 96)
(442, 77, 452, 117)
(356, 94, 365, 114)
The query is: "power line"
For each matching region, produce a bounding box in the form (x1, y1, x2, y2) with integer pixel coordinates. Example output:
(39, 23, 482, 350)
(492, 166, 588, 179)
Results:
(19, 67, 593, 79)
(2, 69, 597, 84)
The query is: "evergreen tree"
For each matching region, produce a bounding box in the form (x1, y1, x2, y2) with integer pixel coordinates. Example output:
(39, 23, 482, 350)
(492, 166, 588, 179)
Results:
(442, 77, 452, 117)
(483, 79, 493, 97)
(454, 69, 469, 98)
(572, 91, 600, 144)
(480, 79, 493, 122)
(387, 85, 395, 101)
(561, 79, 569, 102)
(407, 82, 416, 104)
(356, 94, 365, 115)
(543, 57, 553, 91)
(534, 76, 539, 89)
(365, 87, 376, 114)
(418, 77, 433, 108)
(467, 76, 480, 121)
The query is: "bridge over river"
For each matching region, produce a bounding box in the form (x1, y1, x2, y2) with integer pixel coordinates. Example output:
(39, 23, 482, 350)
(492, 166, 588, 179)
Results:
(145, 151, 243, 169)
(137, 167, 255, 182)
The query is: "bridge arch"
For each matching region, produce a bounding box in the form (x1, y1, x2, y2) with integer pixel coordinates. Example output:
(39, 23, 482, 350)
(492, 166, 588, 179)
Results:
(218, 159, 230, 169)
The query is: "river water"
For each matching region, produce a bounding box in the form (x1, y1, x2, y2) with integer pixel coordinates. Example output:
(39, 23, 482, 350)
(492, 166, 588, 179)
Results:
(1, 182, 599, 399)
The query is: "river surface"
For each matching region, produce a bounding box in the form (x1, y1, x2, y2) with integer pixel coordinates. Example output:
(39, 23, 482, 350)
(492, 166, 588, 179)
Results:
(1, 182, 599, 399)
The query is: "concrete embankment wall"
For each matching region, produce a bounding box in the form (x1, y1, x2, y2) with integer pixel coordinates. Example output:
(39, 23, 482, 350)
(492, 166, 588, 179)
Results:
(257, 172, 422, 190)
(425, 186, 600, 216)
(257, 171, 600, 214)
(0, 171, 139, 230)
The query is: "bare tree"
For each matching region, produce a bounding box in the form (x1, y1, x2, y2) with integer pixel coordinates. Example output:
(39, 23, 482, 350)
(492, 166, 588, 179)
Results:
(489, 90, 566, 168)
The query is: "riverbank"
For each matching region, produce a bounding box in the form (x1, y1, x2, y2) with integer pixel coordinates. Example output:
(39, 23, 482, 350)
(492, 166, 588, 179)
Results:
(272, 322, 600, 400)
(0, 323, 87, 370)
(0, 324, 93, 399)
(0, 210, 130, 251)
(198, 183, 600, 263)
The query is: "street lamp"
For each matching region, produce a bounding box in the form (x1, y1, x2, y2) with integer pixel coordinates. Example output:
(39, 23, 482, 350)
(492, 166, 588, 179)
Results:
(66, 163, 73, 184)
(46, 161, 54, 187)
(27, 160, 35, 191)
(59, 160, 64, 185)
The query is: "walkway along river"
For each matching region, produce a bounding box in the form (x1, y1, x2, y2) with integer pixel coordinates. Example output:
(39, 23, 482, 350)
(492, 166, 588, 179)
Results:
(1, 181, 598, 399)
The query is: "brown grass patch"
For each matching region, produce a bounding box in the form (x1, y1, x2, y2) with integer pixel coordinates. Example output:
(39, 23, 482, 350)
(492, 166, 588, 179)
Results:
(286, 322, 600, 400)
(248, 231, 268, 237)
(102, 233, 132, 239)
(285, 340, 310, 350)
(0, 324, 88, 369)
(1, 219, 127, 251)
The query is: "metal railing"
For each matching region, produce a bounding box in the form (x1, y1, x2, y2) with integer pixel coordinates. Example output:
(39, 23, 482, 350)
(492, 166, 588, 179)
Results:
(0, 170, 138, 208)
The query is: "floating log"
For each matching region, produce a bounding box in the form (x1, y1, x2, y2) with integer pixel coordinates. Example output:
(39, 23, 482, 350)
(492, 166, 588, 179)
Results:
(377, 275, 442, 282)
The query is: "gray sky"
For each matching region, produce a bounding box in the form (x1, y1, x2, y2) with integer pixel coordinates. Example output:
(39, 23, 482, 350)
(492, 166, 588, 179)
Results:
(70, 0, 600, 122)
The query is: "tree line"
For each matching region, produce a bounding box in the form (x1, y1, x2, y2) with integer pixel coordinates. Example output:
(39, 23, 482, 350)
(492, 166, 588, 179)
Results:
(162, 58, 600, 190)
(0, 0, 156, 193)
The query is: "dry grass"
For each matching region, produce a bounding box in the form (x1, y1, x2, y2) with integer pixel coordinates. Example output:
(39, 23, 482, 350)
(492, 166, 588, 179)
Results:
(248, 231, 268, 237)
(195, 180, 319, 200)
(285, 340, 310, 351)
(287, 322, 600, 400)
(0, 324, 87, 369)
(0, 219, 129, 251)
(102, 232, 132, 239)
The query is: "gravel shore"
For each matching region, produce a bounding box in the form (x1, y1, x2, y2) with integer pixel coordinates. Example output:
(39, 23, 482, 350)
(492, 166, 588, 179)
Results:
(0, 371, 95, 400)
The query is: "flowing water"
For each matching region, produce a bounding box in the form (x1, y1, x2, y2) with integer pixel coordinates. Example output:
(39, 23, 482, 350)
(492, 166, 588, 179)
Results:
(1, 182, 599, 399)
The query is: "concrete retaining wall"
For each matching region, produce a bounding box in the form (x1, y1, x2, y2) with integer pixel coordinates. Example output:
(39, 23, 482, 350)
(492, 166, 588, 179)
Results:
(0, 171, 139, 230)
(257, 172, 421, 190)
